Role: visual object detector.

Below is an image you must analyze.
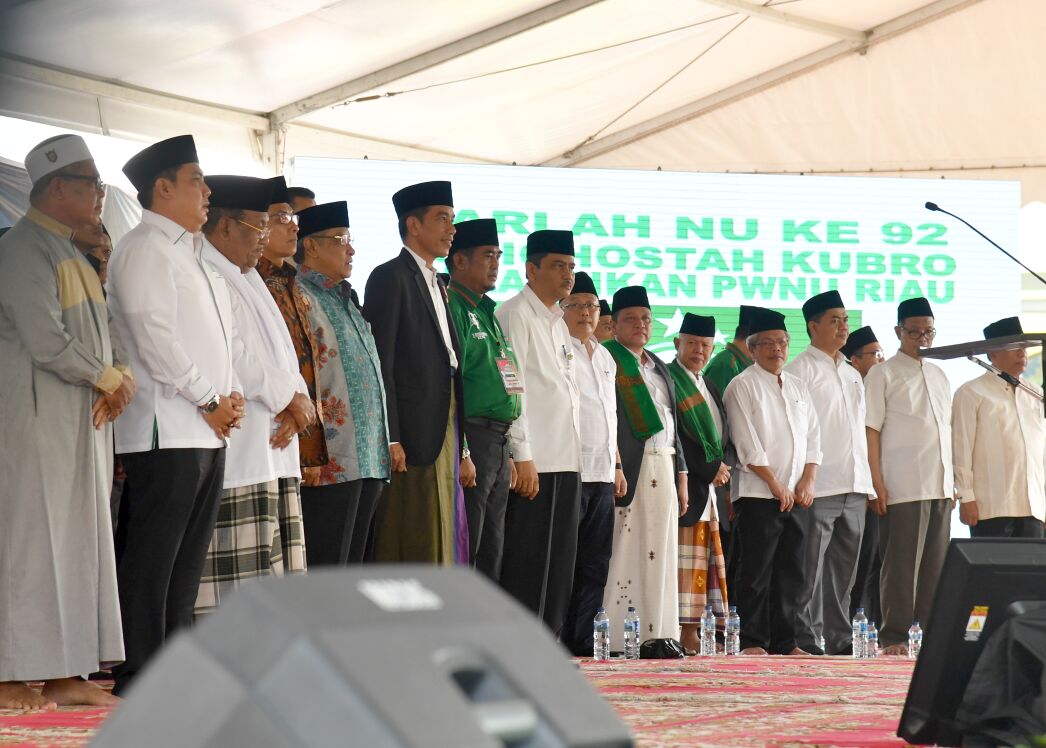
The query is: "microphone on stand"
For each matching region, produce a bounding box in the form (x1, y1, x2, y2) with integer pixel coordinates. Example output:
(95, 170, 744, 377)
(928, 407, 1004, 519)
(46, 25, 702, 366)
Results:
(925, 201, 1046, 287)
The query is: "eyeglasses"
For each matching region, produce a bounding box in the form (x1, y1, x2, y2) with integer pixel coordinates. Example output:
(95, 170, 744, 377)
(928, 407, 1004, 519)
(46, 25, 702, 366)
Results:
(236, 219, 270, 238)
(753, 338, 790, 349)
(853, 350, 885, 360)
(561, 302, 601, 312)
(54, 173, 105, 191)
(269, 212, 299, 225)
(314, 234, 353, 245)
(901, 327, 936, 340)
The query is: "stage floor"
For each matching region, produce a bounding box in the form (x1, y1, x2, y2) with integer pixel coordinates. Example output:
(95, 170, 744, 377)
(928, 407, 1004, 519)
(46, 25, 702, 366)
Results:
(0, 655, 915, 747)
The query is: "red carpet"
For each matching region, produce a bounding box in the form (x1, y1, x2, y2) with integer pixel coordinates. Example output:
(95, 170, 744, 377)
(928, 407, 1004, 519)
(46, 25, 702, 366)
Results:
(0, 656, 915, 747)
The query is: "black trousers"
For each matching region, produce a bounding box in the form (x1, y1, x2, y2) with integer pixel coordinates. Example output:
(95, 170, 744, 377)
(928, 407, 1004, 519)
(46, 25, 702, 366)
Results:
(970, 515, 1045, 539)
(301, 479, 384, 565)
(849, 505, 882, 623)
(734, 498, 808, 654)
(562, 481, 616, 656)
(112, 447, 225, 693)
(499, 471, 581, 637)
(462, 419, 512, 581)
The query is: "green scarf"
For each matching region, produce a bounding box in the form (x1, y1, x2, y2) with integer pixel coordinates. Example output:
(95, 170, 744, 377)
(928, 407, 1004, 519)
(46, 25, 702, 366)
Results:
(603, 339, 664, 441)
(667, 360, 724, 462)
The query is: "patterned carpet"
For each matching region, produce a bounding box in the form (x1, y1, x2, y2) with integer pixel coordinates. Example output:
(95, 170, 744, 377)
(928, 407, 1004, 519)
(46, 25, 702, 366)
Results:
(0, 656, 915, 747)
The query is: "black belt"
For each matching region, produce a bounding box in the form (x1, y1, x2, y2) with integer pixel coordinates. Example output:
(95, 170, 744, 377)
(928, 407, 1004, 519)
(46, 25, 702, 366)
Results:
(465, 417, 512, 435)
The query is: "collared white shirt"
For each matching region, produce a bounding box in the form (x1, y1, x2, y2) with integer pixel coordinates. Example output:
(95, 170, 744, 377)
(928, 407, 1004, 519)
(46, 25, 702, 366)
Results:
(680, 360, 723, 514)
(865, 352, 953, 504)
(952, 372, 1046, 521)
(404, 245, 458, 370)
(572, 336, 617, 483)
(638, 350, 676, 451)
(496, 285, 581, 472)
(108, 210, 239, 452)
(203, 242, 308, 487)
(786, 345, 874, 497)
(724, 364, 822, 501)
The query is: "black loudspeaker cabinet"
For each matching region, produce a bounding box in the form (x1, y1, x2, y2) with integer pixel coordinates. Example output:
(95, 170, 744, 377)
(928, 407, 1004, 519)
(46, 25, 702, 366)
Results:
(92, 566, 634, 748)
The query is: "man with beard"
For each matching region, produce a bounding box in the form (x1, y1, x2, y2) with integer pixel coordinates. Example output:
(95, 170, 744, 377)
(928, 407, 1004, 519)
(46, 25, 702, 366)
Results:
(107, 135, 242, 693)
(495, 230, 582, 634)
(194, 176, 315, 614)
(0, 134, 133, 710)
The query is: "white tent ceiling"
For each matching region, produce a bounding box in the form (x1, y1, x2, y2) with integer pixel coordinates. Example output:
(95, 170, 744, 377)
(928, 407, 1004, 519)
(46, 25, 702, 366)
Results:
(2, 0, 1045, 201)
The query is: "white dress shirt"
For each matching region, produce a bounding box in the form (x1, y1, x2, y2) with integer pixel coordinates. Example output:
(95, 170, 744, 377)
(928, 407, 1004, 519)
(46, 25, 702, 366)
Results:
(108, 210, 239, 453)
(865, 352, 953, 504)
(404, 246, 457, 370)
(952, 372, 1046, 521)
(786, 345, 874, 497)
(724, 364, 822, 501)
(496, 285, 581, 472)
(638, 350, 677, 452)
(203, 242, 309, 488)
(681, 362, 723, 516)
(572, 336, 617, 483)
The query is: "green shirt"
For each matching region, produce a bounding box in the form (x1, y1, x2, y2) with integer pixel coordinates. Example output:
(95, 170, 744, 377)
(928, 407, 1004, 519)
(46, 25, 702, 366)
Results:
(447, 281, 522, 424)
(703, 341, 753, 396)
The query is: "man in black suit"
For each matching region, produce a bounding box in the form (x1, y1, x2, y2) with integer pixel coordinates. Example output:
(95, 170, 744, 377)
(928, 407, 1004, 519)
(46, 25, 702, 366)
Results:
(669, 312, 732, 653)
(601, 285, 687, 649)
(363, 180, 475, 564)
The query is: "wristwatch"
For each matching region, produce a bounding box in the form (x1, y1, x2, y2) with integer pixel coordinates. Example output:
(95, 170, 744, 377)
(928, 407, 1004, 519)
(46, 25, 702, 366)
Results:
(199, 394, 221, 414)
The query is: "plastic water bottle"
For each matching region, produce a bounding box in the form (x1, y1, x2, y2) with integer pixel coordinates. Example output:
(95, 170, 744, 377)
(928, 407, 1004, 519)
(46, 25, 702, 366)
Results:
(593, 608, 610, 661)
(866, 622, 878, 658)
(908, 620, 923, 659)
(700, 605, 717, 656)
(725, 605, 741, 656)
(623, 606, 641, 660)
(851, 608, 868, 659)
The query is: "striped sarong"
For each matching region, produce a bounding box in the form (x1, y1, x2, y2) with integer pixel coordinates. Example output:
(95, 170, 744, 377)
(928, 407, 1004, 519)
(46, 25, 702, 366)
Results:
(678, 518, 729, 624)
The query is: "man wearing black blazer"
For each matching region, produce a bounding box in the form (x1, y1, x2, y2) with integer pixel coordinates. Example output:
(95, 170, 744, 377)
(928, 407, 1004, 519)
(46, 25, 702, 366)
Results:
(363, 180, 474, 565)
(601, 285, 687, 650)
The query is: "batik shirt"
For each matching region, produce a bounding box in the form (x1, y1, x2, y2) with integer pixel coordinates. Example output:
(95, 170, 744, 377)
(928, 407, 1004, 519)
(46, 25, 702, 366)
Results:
(298, 267, 391, 485)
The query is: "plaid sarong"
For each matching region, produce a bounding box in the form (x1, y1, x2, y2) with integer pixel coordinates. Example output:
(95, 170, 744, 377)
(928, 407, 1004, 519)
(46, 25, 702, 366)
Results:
(277, 476, 307, 575)
(678, 517, 729, 624)
(195, 478, 289, 616)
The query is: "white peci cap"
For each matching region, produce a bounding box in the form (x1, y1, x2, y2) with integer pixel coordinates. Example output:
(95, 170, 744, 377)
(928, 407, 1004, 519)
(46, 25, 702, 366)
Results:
(24, 134, 93, 184)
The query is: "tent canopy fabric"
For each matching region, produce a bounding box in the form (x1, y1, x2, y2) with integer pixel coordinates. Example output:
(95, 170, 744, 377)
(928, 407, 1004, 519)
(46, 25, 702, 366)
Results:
(1, 0, 1044, 201)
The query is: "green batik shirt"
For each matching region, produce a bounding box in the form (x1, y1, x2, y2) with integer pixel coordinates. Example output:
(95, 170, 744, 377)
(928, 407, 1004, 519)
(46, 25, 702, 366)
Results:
(703, 341, 753, 396)
(447, 281, 522, 424)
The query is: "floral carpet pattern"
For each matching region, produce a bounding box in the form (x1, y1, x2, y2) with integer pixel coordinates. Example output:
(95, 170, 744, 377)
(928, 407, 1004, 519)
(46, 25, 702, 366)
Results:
(581, 655, 917, 747)
(0, 657, 916, 747)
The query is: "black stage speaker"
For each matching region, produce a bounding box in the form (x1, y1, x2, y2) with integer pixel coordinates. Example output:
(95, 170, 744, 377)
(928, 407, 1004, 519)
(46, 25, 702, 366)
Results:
(92, 566, 633, 748)
(898, 539, 1046, 746)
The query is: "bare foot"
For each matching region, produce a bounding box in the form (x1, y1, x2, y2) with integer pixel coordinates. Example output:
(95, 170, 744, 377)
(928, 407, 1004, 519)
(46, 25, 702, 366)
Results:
(41, 677, 121, 707)
(881, 643, 909, 657)
(0, 681, 57, 711)
(741, 646, 768, 656)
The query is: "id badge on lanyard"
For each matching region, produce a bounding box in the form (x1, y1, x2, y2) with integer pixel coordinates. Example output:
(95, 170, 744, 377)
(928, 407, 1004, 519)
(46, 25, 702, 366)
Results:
(497, 356, 524, 394)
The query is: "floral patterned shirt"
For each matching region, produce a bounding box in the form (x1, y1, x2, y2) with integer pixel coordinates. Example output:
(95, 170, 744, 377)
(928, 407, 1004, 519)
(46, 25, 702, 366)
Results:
(298, 267, 391, 484)
(257, 257, 329, 467)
